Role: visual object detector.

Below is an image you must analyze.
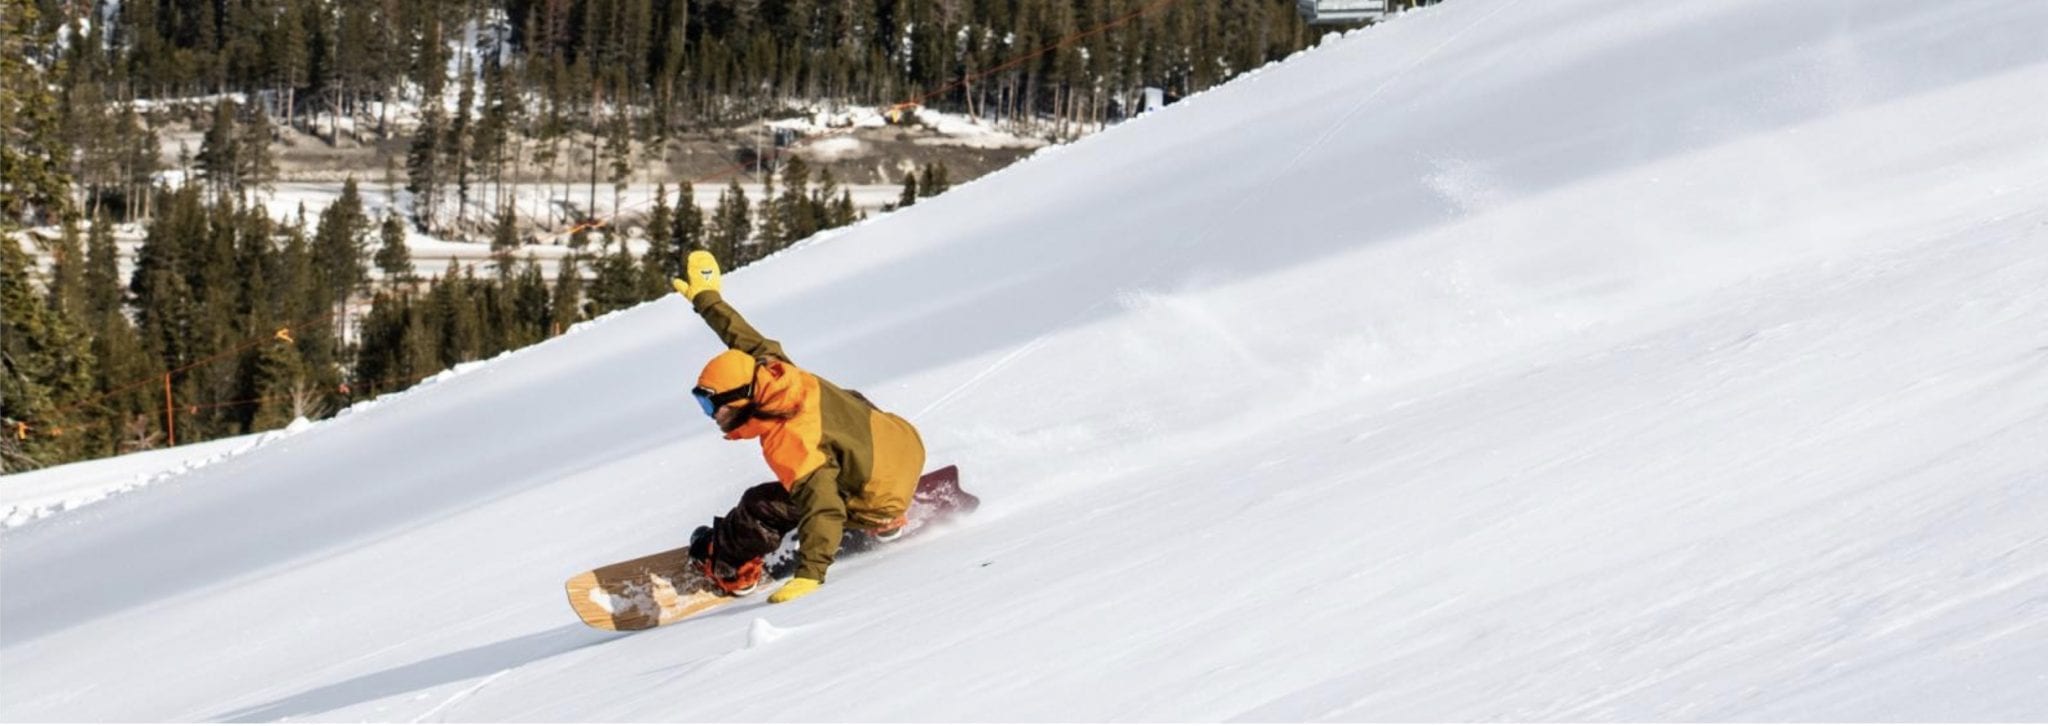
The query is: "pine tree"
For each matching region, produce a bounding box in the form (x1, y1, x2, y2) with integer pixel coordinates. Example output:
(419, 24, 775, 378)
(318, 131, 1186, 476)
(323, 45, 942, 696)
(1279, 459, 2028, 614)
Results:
(247, 332, 313, 431)
(447, 61, 477, 231)
(119, 107, 162, 221)
(1, 234, 97, 471)
(813, 167, 851, 229)
(775, 155, 816, 248)
(605, 113, 632, 218)
(374, 213, 415, 286)
(473, 62, 517, 217)
(236, 104, 277, 200)
(490, 206, 521, 253)
(587, 231, 644, 316)
(512, 255, 551, 345)
(433, 259, 482, 366)
(670, 181, 705, 272)
(312, 177, 371, 309)
(406, 106, 445, 231)
(479, 269, 527, 352)
(47, 219, 89, 317)
(351, 290, 406, 396)
(82, 216, 152, 456)
(835, 190, 858, 227)
(549, 252, 586, 335)
(895, 170, 919, 209)
(920, 162, 952, 197)
(83, 216, 128, 324)
(271, 0, 312, 128)
(399, 293, 440, 389)
(709, 179, 752, 267)
(645, 182, 674, 263)
(0, 0, 74, 227)
(196, 99, 243, 196)
(131, 184, 206, 371)
(641, 183, 677, 297)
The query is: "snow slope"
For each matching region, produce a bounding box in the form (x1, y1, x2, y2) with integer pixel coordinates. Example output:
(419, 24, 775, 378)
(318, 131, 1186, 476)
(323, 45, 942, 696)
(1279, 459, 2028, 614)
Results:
(1, 431, 266, 531)
(7, 0, 2048, 720)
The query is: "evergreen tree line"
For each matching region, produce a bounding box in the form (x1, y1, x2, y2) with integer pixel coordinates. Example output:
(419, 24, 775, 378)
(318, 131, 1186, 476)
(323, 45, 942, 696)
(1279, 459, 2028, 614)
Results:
(1, 156, 924, 471)
(5, 177, 369, 471)
(8, 0, 943, 472)
(18, 0, 1320, 230)
(39, 0, 1314, 130)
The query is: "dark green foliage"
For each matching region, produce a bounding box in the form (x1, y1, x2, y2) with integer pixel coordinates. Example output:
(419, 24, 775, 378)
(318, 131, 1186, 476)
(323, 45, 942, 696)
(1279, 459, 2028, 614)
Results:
(433, 259, 485, 366)
(512, 256, 553, 344)
(669, 181, 705, 272)
(447, 62, 479, 231)
(919, 162, 952, 197)
(46, 219, 88, 316)
(1, 0, 73, 227)
(313, 178, 371, 308)
(376, 213, 416, 285)
(81, 217, 155, 456)
(709, 179, 751, 265)
(587, 231, 645, 316)
(2, 231, 97, 471)
(407, 106, 446, 230)
(641, 183, 680, 297)
(551, 252, 587, 335)
(88, 0, 1308, 149)
(896, 171, 919, 209)
(237, 106, 277, 197)
(491, 207, 523, 253)
(196, 100, 242, 195)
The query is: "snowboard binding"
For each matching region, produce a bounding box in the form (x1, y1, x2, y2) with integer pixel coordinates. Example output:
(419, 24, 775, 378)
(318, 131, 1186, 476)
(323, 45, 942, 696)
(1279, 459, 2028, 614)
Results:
(689, 525, 765, 597)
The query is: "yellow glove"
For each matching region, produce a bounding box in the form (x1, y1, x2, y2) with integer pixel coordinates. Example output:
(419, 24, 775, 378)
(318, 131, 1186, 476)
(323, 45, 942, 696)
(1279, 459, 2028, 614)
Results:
(672, 250, 723, 300)
(768, 577, 821, 604)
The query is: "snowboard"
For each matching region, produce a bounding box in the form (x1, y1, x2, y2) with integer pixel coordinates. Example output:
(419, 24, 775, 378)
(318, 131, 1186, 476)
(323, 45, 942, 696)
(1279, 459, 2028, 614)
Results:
(565, 465, 978, 631)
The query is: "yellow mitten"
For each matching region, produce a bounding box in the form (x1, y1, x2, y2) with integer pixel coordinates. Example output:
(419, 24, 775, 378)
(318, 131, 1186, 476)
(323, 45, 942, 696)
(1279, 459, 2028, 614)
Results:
(768, 577, 821, 604)
(672, 250, 724, 300)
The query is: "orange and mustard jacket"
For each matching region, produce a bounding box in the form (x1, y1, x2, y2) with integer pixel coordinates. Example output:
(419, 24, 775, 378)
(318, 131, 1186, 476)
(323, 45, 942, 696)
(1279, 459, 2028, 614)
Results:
(693, 291, 926, 582)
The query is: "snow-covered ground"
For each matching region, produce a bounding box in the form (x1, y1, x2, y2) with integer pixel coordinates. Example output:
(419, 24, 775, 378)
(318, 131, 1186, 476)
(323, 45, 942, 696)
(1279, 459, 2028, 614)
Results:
(0, 423, 311, 531)
(1, 434, 260, 530)
(6, 0, 2048, 720)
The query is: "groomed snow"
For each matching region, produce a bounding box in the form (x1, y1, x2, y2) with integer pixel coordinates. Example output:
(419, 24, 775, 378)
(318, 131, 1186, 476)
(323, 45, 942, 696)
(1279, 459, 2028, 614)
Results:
(5, 0, 2048, 720)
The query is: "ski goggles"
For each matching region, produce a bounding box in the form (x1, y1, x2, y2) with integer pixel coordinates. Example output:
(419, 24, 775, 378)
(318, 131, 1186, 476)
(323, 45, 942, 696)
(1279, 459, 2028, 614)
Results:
(692, 383, 753, 418)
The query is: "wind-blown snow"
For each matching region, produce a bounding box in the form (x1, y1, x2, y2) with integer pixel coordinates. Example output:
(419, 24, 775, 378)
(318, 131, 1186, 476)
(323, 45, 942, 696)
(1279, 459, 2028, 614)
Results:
(6, 0, 2048, 720)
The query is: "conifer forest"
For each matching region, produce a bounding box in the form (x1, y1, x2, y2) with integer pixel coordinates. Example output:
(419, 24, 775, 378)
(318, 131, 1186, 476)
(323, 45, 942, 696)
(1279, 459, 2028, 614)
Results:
(1, 0, 1389, 470)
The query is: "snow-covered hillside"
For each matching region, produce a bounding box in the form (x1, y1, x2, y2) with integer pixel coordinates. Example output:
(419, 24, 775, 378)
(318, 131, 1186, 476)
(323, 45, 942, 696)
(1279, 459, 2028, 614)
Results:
(7, 0, 2048, 719)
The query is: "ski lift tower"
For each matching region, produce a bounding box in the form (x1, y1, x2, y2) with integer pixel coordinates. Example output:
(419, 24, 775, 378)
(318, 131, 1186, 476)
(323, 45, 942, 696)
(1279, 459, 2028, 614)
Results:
(1297, 0, 1388, 24)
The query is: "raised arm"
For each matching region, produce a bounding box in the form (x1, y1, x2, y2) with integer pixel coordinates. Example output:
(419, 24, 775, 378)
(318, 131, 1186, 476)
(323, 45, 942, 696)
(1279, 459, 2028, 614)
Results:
(674, 250, 792, 362)
(691, 291, 790, 362)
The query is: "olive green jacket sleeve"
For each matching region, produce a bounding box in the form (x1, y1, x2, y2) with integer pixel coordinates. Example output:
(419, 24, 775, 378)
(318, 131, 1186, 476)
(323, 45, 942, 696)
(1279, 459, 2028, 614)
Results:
(789, 463, 847, 581)
(691, 291, 791, 362)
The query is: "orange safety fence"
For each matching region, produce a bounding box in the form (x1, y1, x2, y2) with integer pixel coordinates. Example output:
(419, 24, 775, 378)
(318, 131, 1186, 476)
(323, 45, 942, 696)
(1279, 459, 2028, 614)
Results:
(10, 369, 441, 444)
(10, 309, 345, 444)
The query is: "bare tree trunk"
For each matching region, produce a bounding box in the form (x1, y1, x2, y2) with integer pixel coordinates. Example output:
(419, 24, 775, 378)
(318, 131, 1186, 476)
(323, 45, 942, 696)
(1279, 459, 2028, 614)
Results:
(288, 379, 330, 420)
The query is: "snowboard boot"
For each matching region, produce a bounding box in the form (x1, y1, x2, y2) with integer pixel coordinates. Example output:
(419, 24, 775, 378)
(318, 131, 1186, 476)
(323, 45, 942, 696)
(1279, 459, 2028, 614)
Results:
(690, 525, 766, 596)
(863, 513, 911, 543)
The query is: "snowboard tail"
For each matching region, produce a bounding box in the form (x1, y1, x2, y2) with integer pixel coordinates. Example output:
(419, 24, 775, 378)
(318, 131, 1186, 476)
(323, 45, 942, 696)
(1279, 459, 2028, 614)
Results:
(565, 465, 976, 631)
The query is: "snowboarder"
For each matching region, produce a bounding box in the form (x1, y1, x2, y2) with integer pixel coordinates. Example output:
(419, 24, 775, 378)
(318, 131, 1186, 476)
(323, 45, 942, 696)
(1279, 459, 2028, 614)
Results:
(671, 250, 927, 604)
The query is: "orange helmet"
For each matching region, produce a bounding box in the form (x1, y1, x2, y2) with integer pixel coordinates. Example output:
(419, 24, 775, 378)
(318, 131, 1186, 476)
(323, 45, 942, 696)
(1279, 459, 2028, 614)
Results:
(693, 349, 757, 416)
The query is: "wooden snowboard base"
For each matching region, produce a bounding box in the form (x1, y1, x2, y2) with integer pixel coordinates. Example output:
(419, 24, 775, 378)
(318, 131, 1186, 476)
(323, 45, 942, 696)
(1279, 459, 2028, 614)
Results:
(565, 465, 975, 631)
